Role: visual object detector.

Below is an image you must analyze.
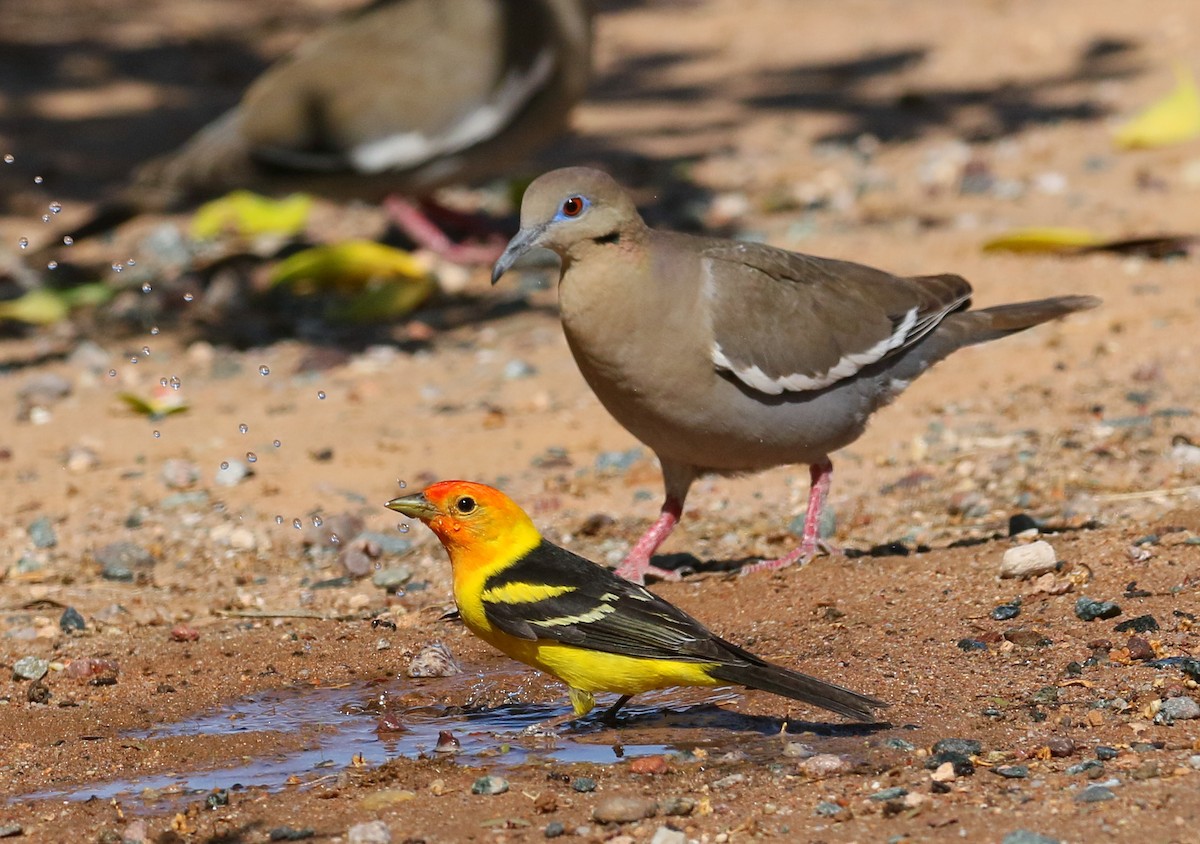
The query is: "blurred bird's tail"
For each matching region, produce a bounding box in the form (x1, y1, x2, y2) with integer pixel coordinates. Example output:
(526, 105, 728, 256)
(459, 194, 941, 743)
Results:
(707, 657, 888, 722)
(948, 294, 1101, 346)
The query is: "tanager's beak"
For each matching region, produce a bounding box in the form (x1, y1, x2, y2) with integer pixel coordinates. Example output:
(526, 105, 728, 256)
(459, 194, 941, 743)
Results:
(385, 492, 438, 521)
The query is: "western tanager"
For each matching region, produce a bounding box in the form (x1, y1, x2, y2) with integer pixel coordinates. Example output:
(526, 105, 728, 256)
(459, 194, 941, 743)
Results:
(386, 480, 887, 723)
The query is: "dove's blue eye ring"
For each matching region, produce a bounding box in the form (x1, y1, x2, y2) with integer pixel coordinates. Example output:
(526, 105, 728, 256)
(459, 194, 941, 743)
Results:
(557, 195, 588, 219)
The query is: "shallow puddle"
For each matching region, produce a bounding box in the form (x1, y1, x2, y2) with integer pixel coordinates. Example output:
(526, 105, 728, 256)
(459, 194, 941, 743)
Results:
(14, 679, 834, 810)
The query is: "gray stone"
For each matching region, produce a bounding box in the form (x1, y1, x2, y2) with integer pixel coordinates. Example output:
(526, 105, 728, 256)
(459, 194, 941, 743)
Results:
(592, 796, 658, 824)
(27, 516, 56, 548)
(12, 656, 49, 681)
(1159, 696, 1200, 722)
(372, 565, 412, 592)
(1074, 785, 1116, 803)
(471, 775, 509, 795)
(649, 827, 686, 844)
(1001, 832, 1060, 844)
(346, 820, 391, 844)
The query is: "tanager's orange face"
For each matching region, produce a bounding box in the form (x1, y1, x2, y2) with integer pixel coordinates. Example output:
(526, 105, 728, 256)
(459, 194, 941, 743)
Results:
(386, 480, 540, 567)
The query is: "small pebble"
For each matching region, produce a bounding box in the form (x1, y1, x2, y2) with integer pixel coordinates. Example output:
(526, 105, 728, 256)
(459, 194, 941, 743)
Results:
(27, 516, 57, 549)
(571, 777, 596, 793)
(471, 775, 509, 795)
(1074, 785, 1116, 803)
(95, 541, 155, 573)
(159, 458, 201, 490)
(814, 801, 843, 817)
(884, 738, 916, 752)
(999, 541, 1057, 578)
(1065, 759, 1104, 776)
(214, 459, 251, 486)
(782, 741, 815, 758)
(656, 797, 695, 817)
(710, 772, 745, 790)
(544, 821, 565, 839)
(1001, 832, 1060, 844)
(1004, 628, 1051, 648)
(1041, 737, 1076, 758)
(993, 765, 1028, 779)
(991, 600, 1021, 621)
(1075, 597, 1122, 621)
(1113, 614, 1158, 633)
(869, 786, 908, 801)
(1095, 746, 1119, 761)
(407, 642, 462, 677)
(12, 655, 49, 681)
(1158, 696, 1200, 722)
(346, 820, 392, 844)
(59, 607, 86, 633)
(799, 753, 850, 777)
(648, 828, 686, 844)
(628, 755, 668, 775)
(592, 796, 658, 824)
(372, 565, 412, 592)
(170, 625, 200, 642)
(930, 761, 958, 782)
(503, 359, 537, 379)
(932, 738, 982, 757)
(0, 825, 23, 839)
(268, 828, 316, 841)
(1126, 636, 1155, 661)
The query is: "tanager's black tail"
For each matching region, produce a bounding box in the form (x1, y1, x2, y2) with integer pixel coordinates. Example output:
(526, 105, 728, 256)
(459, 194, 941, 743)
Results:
(708, 652, 888, 722)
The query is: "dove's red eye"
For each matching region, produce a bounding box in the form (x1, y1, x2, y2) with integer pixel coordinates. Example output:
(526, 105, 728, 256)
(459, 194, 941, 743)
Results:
(561, 196, 584, 217)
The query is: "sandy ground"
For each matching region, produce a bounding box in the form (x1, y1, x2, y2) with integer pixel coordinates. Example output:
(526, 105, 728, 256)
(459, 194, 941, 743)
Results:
(1, 0, 1199, 842)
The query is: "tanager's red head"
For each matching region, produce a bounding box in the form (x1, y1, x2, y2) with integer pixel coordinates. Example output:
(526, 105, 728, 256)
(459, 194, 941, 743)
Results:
(386, 480, 540, 565)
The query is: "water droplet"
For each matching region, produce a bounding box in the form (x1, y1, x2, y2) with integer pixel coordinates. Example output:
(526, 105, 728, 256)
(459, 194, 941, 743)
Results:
(159, 377, 168, 387)
(111, 262, 123, 273)
(399, 523, 410, 533)
(41, 214, 50, 223)
(107, 369, 117, 377)
(292, 518, 302, 530)
(62, 236, 73, 246)
(374, 560, 382, 570)
(273, 439, 281, 448)
(150, 326, 159, 335)
(259, 365, 270, 376)
(33, 175, 43, 184)
(48, 201, 61, 214)
(17, 237, 28, 249)
(397, 480, 407, 489)
(141, 282, 152, 294)
(312, 516, 323, 527)
(169, 376, 181, 390)
(2, 154, 12, 164)
(126, 258, 136, 267)
(246, 452, 257, 463)
(220, 461, 230, 470)
(238, 423, 248, 434)
(46, 260, 57, 270)
(275, 515, 284, 525)
(141, 346, 150, 356)
(129, 356, 139, 364)
(330, 534, 340, 544)
(183, 292, 194, 302)
(317, 391, 326, 400)
(152, 430, 161, 439)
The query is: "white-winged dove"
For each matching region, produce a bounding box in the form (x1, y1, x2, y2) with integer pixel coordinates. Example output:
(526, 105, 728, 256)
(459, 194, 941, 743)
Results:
(58, 0, 592, 258)
(492, 167, 1101, 585)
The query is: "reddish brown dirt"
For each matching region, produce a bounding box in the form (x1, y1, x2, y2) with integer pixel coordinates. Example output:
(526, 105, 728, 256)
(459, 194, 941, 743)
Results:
(1, 1, 1199, 842)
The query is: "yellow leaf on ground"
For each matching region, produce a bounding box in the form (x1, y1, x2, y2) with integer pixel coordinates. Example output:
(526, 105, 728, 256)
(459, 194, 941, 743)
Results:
(1114, 63, 1200, 150)
(190, 191, 312, 239)
(983, 227, 1105, 254)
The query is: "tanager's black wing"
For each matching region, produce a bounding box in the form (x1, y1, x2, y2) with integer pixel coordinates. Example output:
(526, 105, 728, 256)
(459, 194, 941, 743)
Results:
(479, 540, 730, 663)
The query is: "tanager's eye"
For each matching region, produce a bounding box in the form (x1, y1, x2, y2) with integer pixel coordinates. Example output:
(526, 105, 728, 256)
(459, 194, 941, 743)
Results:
(456, 496, 477, 514)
